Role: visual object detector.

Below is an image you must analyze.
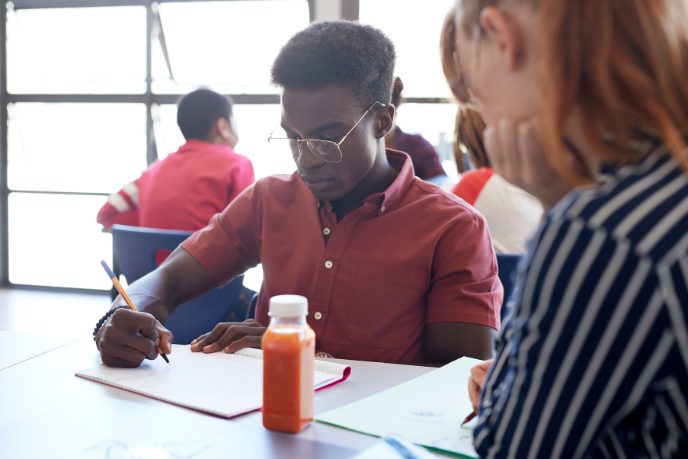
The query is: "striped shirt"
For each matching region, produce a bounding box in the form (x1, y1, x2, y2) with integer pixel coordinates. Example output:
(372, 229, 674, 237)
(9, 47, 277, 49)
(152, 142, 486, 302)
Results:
(474, 140, 688, 458)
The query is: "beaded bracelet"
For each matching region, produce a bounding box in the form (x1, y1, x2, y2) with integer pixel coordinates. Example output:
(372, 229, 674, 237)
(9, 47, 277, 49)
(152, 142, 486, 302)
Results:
(93, 306, 131, 341)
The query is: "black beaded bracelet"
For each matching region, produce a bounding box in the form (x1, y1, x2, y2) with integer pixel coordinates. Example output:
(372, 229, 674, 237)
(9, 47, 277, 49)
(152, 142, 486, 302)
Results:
(93, 306, 130, 341)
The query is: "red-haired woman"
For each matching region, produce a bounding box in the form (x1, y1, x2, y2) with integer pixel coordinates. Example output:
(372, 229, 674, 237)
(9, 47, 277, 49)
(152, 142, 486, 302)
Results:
(442, 0, 688, 457)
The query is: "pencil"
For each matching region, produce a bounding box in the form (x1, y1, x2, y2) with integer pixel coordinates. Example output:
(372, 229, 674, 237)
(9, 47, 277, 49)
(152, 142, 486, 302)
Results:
(100, 260, 170, 365)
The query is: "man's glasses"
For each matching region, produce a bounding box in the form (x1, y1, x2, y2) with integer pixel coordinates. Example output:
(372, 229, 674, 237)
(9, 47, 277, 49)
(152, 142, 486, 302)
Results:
(267, 101, 385, 164)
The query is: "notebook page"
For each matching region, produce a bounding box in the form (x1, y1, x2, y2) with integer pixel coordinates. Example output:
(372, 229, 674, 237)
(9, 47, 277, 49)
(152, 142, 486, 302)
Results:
(76, 345, 341, 418)
(235, 347, 352, 388)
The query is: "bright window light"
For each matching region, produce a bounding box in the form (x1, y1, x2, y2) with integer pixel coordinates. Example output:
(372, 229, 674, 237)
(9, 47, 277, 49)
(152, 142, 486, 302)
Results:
(154, 1, 309, 94)
(9, 193, 113, 290)
(8, 103, 147, 194)
(359, 0, 456, 98)
(7, 6, 146, 94)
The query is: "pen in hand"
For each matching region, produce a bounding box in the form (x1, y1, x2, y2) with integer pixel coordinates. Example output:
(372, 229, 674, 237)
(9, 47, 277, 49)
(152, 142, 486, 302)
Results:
(100, 260, 170, 365)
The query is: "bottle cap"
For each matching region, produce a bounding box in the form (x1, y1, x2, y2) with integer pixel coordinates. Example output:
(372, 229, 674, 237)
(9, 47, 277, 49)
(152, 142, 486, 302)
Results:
(269, 295, 308, 317)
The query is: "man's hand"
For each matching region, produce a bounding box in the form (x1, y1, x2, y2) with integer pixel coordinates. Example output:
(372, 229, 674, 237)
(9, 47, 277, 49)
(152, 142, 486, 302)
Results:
(484, 119, 585, 209)
(96, 308, 174, 368)
(190, 319, 265, 354)
(468, 359, 494, 410)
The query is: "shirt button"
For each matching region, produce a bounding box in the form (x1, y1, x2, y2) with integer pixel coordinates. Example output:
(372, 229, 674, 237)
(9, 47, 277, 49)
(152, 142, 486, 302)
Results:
(325, 261, 333, 269)
(381, 206, 386, 213)
(323, 228, 331, 236)
(314, 312, 323, 320)
(317, 202, 320, 208)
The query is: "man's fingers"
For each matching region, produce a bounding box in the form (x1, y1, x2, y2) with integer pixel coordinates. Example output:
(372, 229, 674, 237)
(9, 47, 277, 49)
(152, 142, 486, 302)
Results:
(100, 338, 146, 367)
(203, 325, 265, 353)
(112, 308, 160, 342)
(156, 322, 174, 354)
(224, 335, 263, 354)
(103, 323, 158, 360)
(190, 333, 209, 351)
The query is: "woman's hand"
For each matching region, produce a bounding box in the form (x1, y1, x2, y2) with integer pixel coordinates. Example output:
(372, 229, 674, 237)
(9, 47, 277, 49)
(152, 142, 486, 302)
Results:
(484, 119, 583, 209)
(190, 319, 265, 354)
(468, 359, 494, 410)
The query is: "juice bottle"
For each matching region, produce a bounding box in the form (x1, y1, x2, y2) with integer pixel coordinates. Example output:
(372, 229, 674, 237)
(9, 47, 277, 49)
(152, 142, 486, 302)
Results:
(262, 295, 315, 433)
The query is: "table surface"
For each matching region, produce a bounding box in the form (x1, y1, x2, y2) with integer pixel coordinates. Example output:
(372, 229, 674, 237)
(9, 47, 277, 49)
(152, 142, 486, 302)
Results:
(0, 334, 438, 458)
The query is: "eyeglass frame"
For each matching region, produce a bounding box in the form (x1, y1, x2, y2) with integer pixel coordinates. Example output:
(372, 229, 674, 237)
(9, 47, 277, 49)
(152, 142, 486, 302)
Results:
(267, 100, 386, 163)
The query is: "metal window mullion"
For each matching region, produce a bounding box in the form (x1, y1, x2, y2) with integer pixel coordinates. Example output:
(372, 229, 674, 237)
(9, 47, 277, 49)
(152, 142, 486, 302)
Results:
(1, 3, 8, 286)
(145, 0, 155, 165)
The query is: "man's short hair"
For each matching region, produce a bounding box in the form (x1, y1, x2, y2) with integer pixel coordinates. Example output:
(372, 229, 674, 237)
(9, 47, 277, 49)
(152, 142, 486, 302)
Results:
(177, 89, 233, 141)
(271, 21, 396, 106)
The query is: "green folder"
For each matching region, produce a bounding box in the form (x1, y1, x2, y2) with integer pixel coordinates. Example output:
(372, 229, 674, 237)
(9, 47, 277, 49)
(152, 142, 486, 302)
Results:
(315, 358, 483, 458)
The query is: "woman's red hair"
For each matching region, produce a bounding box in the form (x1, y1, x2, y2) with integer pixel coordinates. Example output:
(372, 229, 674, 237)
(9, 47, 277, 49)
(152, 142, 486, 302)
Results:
(441, 0, 688, 181)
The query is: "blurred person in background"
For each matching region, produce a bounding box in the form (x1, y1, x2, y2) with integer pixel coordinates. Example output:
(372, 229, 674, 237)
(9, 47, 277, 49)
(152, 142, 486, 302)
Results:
(443, 0, 688, 456)
(384, 77, 451, 186)
(97, 88, 254, 232)
(452, 104, 542, 254)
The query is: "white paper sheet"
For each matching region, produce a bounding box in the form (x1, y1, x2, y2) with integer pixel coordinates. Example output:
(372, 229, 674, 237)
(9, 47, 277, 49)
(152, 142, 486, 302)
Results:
(76, 345, 346, 418)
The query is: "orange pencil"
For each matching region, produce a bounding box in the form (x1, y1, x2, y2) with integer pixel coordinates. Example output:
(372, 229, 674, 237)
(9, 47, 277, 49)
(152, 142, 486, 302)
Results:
(100, 260, 170, 365)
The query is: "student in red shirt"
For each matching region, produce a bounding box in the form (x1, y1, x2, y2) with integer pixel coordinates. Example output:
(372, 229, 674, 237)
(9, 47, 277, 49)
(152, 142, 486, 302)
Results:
(93, 21, 502, 368)
(97, 89, 255, 231)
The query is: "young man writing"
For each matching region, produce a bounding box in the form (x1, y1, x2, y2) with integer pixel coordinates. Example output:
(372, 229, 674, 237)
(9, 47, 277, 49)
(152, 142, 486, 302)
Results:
(95, 21, 501, 368)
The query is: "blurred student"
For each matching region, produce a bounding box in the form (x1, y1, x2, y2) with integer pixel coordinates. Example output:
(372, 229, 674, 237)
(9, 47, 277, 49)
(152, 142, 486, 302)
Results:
(443, 0, 688, 457)
(97, 89, 254, 231)
(384, 77, 450, 185)
(452, 105, 542, 254)
(93, 21, 502, 369)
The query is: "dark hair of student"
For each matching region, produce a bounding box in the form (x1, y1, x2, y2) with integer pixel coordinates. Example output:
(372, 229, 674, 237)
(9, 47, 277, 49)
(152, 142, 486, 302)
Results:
(454, 104, 489, 173)
(176, 89, 233, 141)
(391, 77, 404, 108)
(271, 21, 396, 107)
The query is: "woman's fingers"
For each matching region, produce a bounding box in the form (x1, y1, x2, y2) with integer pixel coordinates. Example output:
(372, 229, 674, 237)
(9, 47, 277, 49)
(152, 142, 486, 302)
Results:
(468, 377, 481, 411)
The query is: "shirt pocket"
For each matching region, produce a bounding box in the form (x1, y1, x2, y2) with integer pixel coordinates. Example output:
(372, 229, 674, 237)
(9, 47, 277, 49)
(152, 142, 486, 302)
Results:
(347, 261, 427, 349)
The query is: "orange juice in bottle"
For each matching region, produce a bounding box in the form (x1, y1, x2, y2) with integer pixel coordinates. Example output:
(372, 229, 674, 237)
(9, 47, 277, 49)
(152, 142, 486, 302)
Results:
(262, 295, 315, 433)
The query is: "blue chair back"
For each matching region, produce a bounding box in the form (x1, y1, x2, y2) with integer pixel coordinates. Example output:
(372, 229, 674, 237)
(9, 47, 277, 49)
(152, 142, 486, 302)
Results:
(112, 224, 244, 344)
(496, 254, 522, 317)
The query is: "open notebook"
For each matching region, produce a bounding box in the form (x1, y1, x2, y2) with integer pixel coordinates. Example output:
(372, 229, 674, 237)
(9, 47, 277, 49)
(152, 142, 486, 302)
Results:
(76, 345, 351, 418)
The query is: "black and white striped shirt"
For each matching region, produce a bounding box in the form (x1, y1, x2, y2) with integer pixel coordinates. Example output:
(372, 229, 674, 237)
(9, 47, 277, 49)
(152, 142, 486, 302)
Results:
(474, 141, 688, 458)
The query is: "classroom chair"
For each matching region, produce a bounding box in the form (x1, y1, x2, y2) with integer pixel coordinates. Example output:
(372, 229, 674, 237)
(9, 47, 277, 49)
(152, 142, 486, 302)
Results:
(246, 292, 259, 321)
(496, 253, 522, 318)
(111, 224, 244, 345)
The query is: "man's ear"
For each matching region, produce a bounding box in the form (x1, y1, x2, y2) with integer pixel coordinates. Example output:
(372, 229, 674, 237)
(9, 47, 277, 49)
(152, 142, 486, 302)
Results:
(479, 7, 526, 71)
(375, 104, 396, 140)
(217, 117, 239, 148)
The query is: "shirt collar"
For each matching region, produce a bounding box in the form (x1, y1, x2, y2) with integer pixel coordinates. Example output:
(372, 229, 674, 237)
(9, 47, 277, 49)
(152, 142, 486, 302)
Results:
(362, 149, 415, 215)
(313, 149, 416, 216)
(178, 139, 235, 155)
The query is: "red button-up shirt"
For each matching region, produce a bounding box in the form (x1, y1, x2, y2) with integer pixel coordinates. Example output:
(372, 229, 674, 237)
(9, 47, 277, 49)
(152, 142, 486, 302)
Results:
(182, 151, 502, 364)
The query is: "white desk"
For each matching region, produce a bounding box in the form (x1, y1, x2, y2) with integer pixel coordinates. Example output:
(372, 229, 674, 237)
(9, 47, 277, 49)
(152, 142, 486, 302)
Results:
(0, 331, 78, 371)
(0, 335, 436, 458)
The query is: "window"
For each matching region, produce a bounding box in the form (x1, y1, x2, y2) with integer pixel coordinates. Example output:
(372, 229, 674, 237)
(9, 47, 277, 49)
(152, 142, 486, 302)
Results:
(7, 6, 146, 94)
(8, 103, 147, 194)
(153, 1, 310, 94)
(3, 1, 309, 291)
(359, 0, 456, 98)
(9, 193, 113, 290)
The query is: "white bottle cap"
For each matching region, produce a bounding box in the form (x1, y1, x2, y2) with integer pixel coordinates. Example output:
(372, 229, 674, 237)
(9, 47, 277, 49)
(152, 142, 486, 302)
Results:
(269, 295, 308, 317)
